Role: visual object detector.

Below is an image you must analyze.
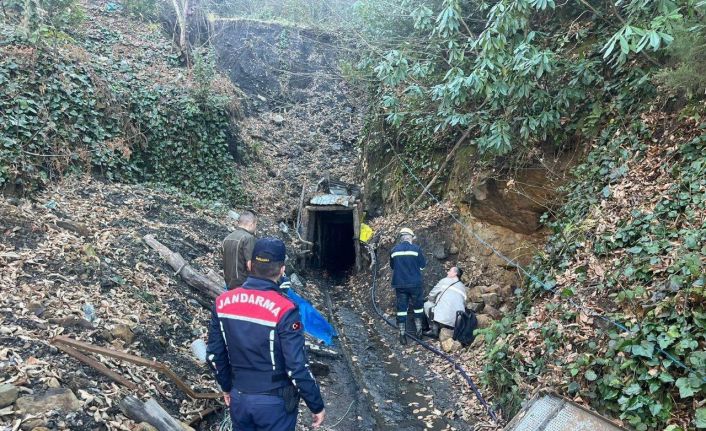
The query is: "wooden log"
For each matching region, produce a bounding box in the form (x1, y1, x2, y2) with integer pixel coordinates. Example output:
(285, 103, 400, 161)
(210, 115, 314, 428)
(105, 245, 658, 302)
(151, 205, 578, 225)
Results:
(205, 269, 225, 287)
(143, 234, 222, 299)
(119, 396, 184, 431)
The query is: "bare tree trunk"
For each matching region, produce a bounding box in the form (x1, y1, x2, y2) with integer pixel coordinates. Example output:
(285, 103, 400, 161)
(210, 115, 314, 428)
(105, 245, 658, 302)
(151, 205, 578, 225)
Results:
(170, 0, 190, 53)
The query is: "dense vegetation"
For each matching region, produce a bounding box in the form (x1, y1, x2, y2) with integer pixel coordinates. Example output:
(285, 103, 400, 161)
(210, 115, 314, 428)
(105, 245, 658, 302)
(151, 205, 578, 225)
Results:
(0, 0, 244, 202)
(348, 0, 706, 429)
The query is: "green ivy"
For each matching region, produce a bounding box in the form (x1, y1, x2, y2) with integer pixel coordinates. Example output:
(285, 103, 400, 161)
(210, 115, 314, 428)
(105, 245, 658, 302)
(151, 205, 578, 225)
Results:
(481, 121, 706, 430)
(0, 30, 245, 203)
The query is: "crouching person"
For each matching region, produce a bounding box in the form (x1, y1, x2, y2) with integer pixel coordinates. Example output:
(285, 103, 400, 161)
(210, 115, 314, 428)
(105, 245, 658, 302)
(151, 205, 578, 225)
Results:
(423, 266, 467, 338)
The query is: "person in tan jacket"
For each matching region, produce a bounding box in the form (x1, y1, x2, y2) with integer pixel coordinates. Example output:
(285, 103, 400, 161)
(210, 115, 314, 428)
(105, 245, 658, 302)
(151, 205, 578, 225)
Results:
(223, 211, 257, 289)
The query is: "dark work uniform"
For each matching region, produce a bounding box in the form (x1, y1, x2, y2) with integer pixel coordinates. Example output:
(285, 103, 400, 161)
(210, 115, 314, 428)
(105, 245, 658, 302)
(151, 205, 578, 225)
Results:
(222, 227, 256, 289)
(207, 276, 324, 430)
(390, 240, 427, 324)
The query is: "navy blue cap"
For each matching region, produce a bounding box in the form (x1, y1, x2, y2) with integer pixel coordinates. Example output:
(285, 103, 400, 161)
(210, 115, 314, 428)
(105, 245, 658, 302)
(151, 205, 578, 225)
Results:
(252, 237, 286, 263)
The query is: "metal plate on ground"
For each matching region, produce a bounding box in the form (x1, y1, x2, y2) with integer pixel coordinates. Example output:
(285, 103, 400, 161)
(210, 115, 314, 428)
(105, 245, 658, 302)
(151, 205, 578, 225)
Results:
(504, 394, 626, 431)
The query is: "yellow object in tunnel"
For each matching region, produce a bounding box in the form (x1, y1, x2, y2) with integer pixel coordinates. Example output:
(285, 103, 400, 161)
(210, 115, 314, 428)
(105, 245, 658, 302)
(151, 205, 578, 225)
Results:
(360, 223, 374, 243)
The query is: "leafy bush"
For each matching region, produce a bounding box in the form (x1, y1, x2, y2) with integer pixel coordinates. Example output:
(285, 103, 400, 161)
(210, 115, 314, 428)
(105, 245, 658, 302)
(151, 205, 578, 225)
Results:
(481, 119, 706, 430)
(0, 35, 244, 203)
(655, 21, 706, 99)
(1, 0, 85, 34)
(121, 0, 163, 21)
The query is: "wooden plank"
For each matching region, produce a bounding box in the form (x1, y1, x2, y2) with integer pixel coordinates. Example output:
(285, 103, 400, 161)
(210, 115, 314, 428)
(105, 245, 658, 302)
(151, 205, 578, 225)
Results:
(304, 205, 356, 212)
(353, 202, 362, 272)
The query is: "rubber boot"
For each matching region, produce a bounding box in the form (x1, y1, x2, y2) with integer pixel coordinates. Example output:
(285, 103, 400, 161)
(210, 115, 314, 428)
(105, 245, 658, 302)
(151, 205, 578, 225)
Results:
(398, 322, 407, 345)
(414, 318, 423, 338)
(423, 321, 440, 338)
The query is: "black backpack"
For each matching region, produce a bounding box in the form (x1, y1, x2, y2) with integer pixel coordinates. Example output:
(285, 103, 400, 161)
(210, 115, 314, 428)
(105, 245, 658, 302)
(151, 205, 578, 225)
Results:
(452, 309, 478, 346)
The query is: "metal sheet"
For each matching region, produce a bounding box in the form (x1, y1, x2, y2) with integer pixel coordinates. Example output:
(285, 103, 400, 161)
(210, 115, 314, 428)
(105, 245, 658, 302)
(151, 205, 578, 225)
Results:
(505, 394, 625, 431)
(310, 194, 353, 207)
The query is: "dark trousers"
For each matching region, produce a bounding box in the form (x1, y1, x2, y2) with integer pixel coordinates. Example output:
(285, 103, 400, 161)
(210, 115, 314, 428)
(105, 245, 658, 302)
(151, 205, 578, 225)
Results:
(395, 287, 424, 323)
(229, 390, 297, 431)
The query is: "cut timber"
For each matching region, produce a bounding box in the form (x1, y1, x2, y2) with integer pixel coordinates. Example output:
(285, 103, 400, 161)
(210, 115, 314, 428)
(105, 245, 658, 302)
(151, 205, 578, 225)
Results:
(143, 234, 222, 299)
(119, 396, 184, 431)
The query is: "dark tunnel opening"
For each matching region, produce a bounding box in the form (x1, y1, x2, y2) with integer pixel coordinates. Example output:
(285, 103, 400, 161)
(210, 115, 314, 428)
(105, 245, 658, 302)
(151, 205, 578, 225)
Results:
(312, 210, 356, 277)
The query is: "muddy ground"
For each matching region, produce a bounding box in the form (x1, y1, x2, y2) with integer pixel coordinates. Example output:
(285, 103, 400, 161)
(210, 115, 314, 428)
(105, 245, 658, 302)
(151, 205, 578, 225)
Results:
(1, 181, 503, 430)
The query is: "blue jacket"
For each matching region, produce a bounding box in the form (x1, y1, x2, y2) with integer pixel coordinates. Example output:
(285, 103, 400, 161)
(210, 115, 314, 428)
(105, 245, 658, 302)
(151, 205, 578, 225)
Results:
(206, 276, 324, 414)
(390, 240, 426, 289)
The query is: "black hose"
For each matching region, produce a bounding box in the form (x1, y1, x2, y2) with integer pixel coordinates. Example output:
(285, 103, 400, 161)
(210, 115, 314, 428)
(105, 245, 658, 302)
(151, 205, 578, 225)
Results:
(369, 246, 500, 424)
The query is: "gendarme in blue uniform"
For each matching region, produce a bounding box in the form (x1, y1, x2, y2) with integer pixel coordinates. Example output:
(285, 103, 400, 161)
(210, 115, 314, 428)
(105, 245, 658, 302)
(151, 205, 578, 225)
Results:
(207, 267, 324, 430)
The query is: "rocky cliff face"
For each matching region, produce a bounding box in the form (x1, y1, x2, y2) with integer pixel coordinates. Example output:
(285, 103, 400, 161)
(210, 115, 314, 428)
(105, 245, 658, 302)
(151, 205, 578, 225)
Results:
(209, 18, 344, 112)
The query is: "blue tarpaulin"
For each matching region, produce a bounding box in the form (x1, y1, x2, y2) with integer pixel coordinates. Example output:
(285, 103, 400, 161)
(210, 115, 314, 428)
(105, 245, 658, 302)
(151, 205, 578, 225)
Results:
(287, 288, 337, 346)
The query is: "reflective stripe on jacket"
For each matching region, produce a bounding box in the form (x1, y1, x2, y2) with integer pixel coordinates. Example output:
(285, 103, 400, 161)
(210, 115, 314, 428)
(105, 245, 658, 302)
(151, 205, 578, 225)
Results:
(390, 241, 426, 289)
(206, 276, 324, 414)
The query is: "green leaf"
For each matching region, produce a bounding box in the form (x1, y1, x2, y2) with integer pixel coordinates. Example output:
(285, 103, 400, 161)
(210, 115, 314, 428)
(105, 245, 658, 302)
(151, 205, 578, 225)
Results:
(585, 369, 598, 381)
(624, 383, 641, 396)
(676, 377, 696, 398)
(631, 341, 654, 358)
(696, 408, 706, 428)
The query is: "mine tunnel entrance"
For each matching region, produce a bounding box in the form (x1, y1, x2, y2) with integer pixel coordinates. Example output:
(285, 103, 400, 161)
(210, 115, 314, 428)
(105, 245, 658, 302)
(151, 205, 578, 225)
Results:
(302, 205, 361, 277)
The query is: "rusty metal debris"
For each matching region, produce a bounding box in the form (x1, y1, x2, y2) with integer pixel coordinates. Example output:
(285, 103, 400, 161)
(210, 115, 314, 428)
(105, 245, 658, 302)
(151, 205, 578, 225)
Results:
(54, 342, 138, 391)
(52, 336, 221, 400)
(504, 391, 626, 431)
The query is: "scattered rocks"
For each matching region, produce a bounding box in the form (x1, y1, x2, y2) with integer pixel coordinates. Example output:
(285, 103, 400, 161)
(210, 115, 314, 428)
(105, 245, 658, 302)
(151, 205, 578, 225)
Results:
(431, 244, 448, 260)
(498, 285, 514, 298)
(475, 314, 495, 329)
(467, 288, 483, 303)
(136, 422, 158, 431)
(111, 324, 135, 344)
(46, 377, 61, 389)
(440, 338, 462, 353)
(483, 305, 502, 320)
(20, 418, 47, 431)
(0, 383, 19, 408)
(27, 302, 46, 317)
(479, 284, 500, 294)
(15, 388, 81, 415)
(272, 114, 285, 125)
(290, 273, 304, 289)
(481, 292, 500, 307)
(467, 302, 484, 313)
(438, 328, 454, 343)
